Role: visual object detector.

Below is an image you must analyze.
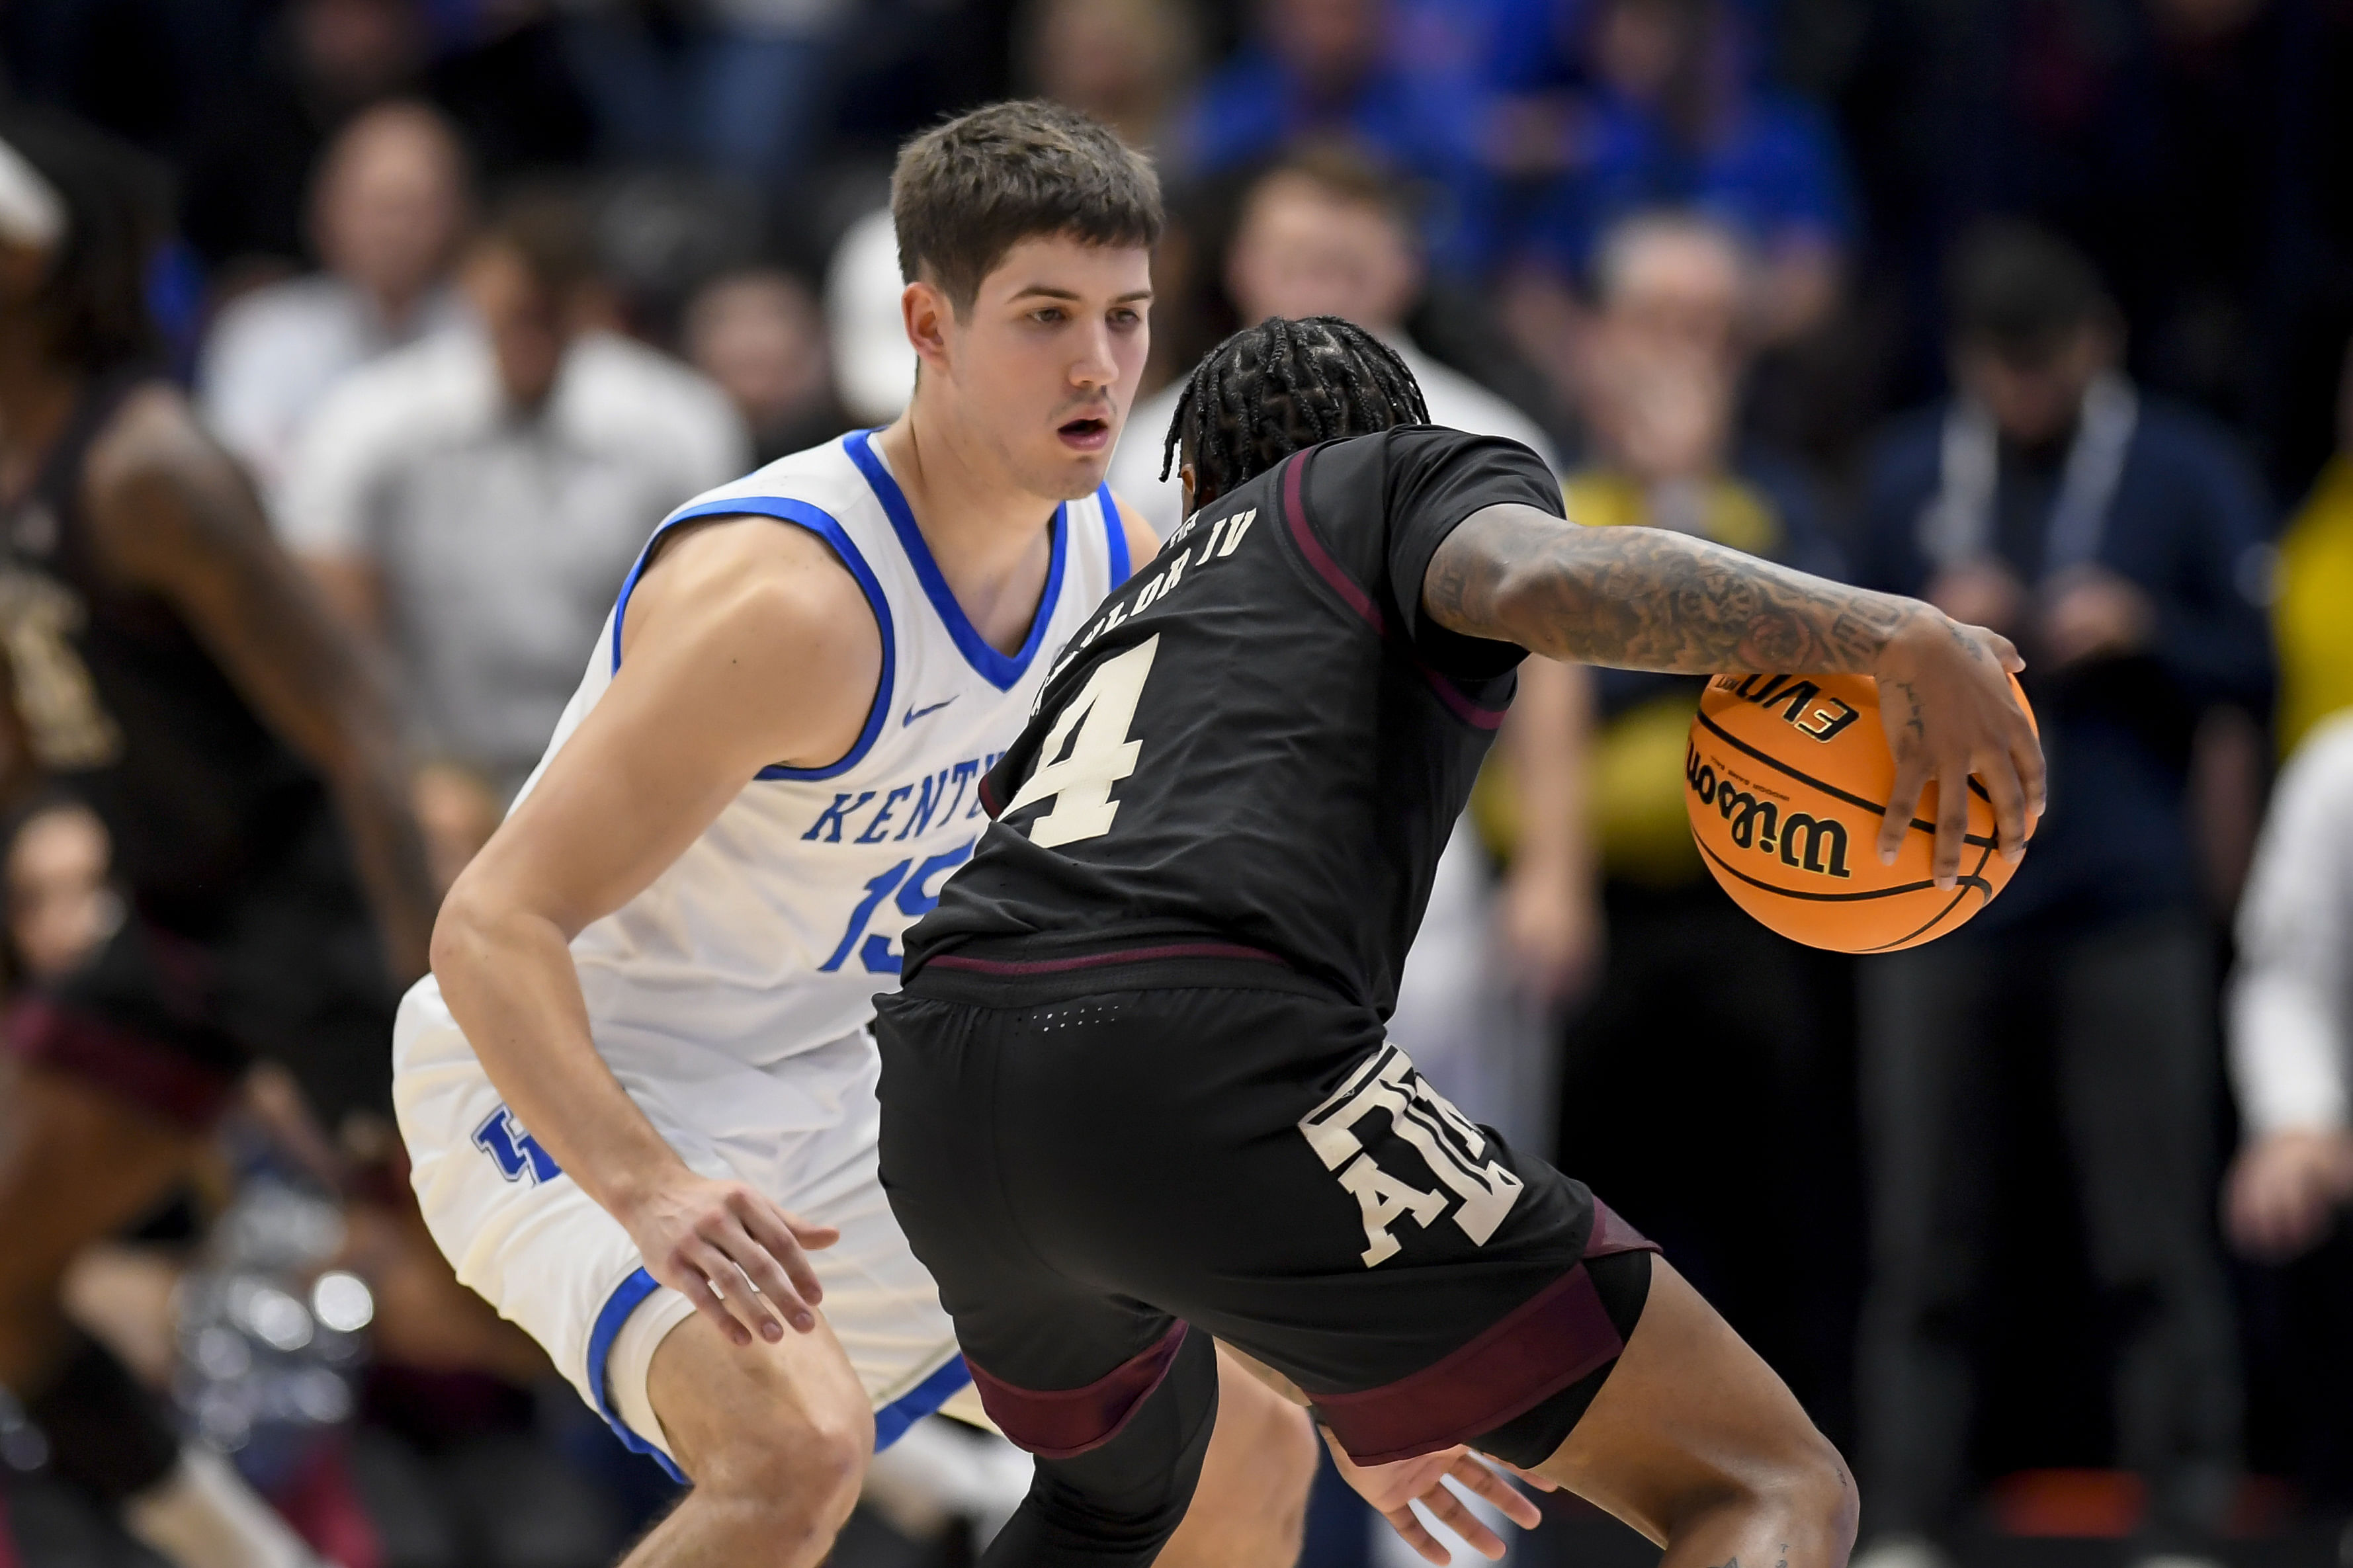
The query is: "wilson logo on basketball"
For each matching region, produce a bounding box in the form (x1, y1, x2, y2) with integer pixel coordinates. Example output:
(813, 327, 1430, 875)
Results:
(1684, 742, 1852, 878)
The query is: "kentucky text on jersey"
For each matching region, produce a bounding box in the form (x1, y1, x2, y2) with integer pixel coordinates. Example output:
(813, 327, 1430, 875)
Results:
(800, 751, 1007, 846)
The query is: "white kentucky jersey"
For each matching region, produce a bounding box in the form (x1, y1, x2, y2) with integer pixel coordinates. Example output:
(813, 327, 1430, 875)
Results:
(515, 428, 1133, 1070)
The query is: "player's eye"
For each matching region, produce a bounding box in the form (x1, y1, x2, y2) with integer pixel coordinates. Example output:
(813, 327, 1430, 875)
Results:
(1109, 308, 1141, 328)
(1032, 307, 1066, 324)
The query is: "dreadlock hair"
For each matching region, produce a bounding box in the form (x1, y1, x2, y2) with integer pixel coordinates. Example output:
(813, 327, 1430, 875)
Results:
(1161, 315, 1429, 511)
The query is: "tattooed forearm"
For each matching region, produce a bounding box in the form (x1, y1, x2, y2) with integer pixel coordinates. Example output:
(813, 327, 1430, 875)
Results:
(1424, 505, 1926, 675)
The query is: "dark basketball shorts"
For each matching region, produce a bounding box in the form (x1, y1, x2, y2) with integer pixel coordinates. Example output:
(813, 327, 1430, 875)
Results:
(3, 831, 400, 1135)
(875, 947, 1658, 1469)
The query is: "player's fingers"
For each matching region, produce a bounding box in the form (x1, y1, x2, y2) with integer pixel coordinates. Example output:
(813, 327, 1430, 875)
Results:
(1379, 1507, 1453, 1568)
(717, 1220, 818, 1336)
(1932, 764, 1969, 887)
(1985, 628, 2025, 673)
(1977, 747, 2030, 862)
(683, 1240, 778, 1344)
(674, 1264, 753, 1348)
(733, 1200, 829, 1315)
(1492, 1459, 1559, 1493)
(1417, 1485, 1509, 1561)
(1878, 755, 1928, 865)
(1449, 1454, 1543, 1529)
(2013, 722, 2049, 819)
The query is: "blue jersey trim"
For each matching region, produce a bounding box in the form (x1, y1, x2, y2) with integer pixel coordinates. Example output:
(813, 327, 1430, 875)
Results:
(1098, 483, 1131, 584)
(584, 1268, 688, 1484)
(873, 1355, 974, 1452)
(844, 429, 1068, 692)
(606, 493, 897, 784)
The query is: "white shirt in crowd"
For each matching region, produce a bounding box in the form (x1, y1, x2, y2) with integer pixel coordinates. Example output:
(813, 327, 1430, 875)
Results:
(198, 276, 469, 520)
(1105, 335, 1560, 538)
(2231, 710, 2353, 1137)
(281, 327, 748, 796)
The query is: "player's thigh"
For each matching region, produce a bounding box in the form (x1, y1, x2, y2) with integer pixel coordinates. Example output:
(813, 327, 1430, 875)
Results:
(0, 1063, 196, 1370)
(645, 1305, 875, 1497)
(1534, 1257, 1852, 1547)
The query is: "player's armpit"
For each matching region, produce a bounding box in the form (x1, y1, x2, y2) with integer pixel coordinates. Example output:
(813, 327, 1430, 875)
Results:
(79, 385, 438, 980)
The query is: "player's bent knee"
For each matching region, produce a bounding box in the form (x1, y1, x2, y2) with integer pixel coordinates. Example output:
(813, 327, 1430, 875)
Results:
(695, 1403, 874, 1535)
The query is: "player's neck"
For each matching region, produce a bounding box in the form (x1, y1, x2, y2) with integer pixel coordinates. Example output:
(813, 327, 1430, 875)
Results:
(872, 401, 1065, 651)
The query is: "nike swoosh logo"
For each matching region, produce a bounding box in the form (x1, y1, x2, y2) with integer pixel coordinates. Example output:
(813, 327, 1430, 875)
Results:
(902, 696, 957, 726)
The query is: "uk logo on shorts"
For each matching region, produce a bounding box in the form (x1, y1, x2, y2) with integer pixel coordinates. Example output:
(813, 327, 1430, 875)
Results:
(1299, 1044, 1523, 1267)
(474, 1103, 562, 1186)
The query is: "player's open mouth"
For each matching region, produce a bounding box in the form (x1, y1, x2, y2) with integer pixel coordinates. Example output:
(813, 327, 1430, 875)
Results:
(1057, 416, 1112, 451)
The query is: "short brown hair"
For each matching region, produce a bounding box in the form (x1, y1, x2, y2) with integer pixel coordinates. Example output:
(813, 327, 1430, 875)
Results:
(475, 185, 600, 298)
(890, 99, 1162, 315)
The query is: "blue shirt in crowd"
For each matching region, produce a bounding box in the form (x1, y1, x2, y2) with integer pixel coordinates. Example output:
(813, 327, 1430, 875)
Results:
(1175, 44, 1497, 274)
(1518, 89, 1854, 272)
(1855, 397, 2276, 932)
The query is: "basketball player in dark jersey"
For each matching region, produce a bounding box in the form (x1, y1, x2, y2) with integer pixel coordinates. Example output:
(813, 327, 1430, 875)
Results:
(874, 317, 2045, 1567)
(0, 116, 441, 1567)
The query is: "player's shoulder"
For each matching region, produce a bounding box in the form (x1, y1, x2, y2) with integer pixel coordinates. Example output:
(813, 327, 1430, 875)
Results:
(665, 433, 875, 530)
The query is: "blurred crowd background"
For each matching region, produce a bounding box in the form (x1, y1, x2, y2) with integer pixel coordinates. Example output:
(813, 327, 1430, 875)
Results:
(4, 0, 2353, 1565)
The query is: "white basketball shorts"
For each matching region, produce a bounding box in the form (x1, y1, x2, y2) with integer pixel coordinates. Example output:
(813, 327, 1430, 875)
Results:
(391, 977, 972, 1479)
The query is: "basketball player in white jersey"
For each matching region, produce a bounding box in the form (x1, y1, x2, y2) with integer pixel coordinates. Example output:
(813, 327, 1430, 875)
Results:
(392, 102, 1317, 1565)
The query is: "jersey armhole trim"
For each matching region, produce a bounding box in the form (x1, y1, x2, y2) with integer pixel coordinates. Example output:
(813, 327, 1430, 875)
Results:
(1282, 448, 1510, 729)
(1281, 449, 1389, 634)
(607, 494, 897, 783)
(1098, 482, 1131, 584)
(585, 1268, 688, 1483)
(846, 428, 1070, 692)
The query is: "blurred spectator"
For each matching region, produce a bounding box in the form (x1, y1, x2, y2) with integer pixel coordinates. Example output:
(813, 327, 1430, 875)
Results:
(1541, 206, 1853, 1413)
(1110, 142, 1556, 534)
(180, 0, 431, 277)
(826, 204, 916, 427)
(682, 267, 847, 466)
(1515, 0, 1852, 344)
(2225, 710, 2353, 1264)
(1175, 0, 1494, 272)
(559, 0, 850, 188)
(198, 101, 472, 521)
(1850, 222, 2270, 1568)
(1016, 0, 1200, 153)
(2272, 336, 2353, 758)
(282, 189, 747, 803)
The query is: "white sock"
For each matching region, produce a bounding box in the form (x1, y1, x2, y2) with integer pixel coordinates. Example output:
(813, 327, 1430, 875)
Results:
(122, 1446, 322, 1568)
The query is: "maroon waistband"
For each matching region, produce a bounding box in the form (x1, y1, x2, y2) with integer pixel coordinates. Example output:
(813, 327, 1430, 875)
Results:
(925, 940, 1287, 977)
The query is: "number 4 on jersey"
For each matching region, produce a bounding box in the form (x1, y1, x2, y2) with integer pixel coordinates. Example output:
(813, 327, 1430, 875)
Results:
(1005, 634, 1160, 848)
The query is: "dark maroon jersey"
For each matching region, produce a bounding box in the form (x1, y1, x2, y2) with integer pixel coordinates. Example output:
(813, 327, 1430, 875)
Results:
(904, 426, 1561, 1016)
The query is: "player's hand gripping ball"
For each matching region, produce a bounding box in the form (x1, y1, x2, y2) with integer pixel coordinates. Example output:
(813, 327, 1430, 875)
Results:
(1686, 671, 2037, 952)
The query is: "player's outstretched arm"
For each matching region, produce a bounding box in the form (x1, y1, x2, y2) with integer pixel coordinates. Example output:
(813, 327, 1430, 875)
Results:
(1422, 503, 2046, 886)
(85, 386, 440, 981)
(431, 517, 878, 1348)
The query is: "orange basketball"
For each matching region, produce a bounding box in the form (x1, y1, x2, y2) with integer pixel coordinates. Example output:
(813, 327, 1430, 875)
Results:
(1685, 671, 2037, 953)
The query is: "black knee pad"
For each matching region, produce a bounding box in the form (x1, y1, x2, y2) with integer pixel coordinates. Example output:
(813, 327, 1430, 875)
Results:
(983, 1327, 1220, 1567)
(21, 1331, 181, 1503)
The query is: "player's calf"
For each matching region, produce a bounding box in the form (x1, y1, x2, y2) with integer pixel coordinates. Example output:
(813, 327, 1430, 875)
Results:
(1537, 1259, 1858, 1568)
(1159, 1347, 1320, 1568)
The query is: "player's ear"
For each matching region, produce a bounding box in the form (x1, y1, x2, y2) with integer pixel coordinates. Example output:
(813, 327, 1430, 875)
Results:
(902, 278, 953, 372)
(1180, 463, 1198, 514)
